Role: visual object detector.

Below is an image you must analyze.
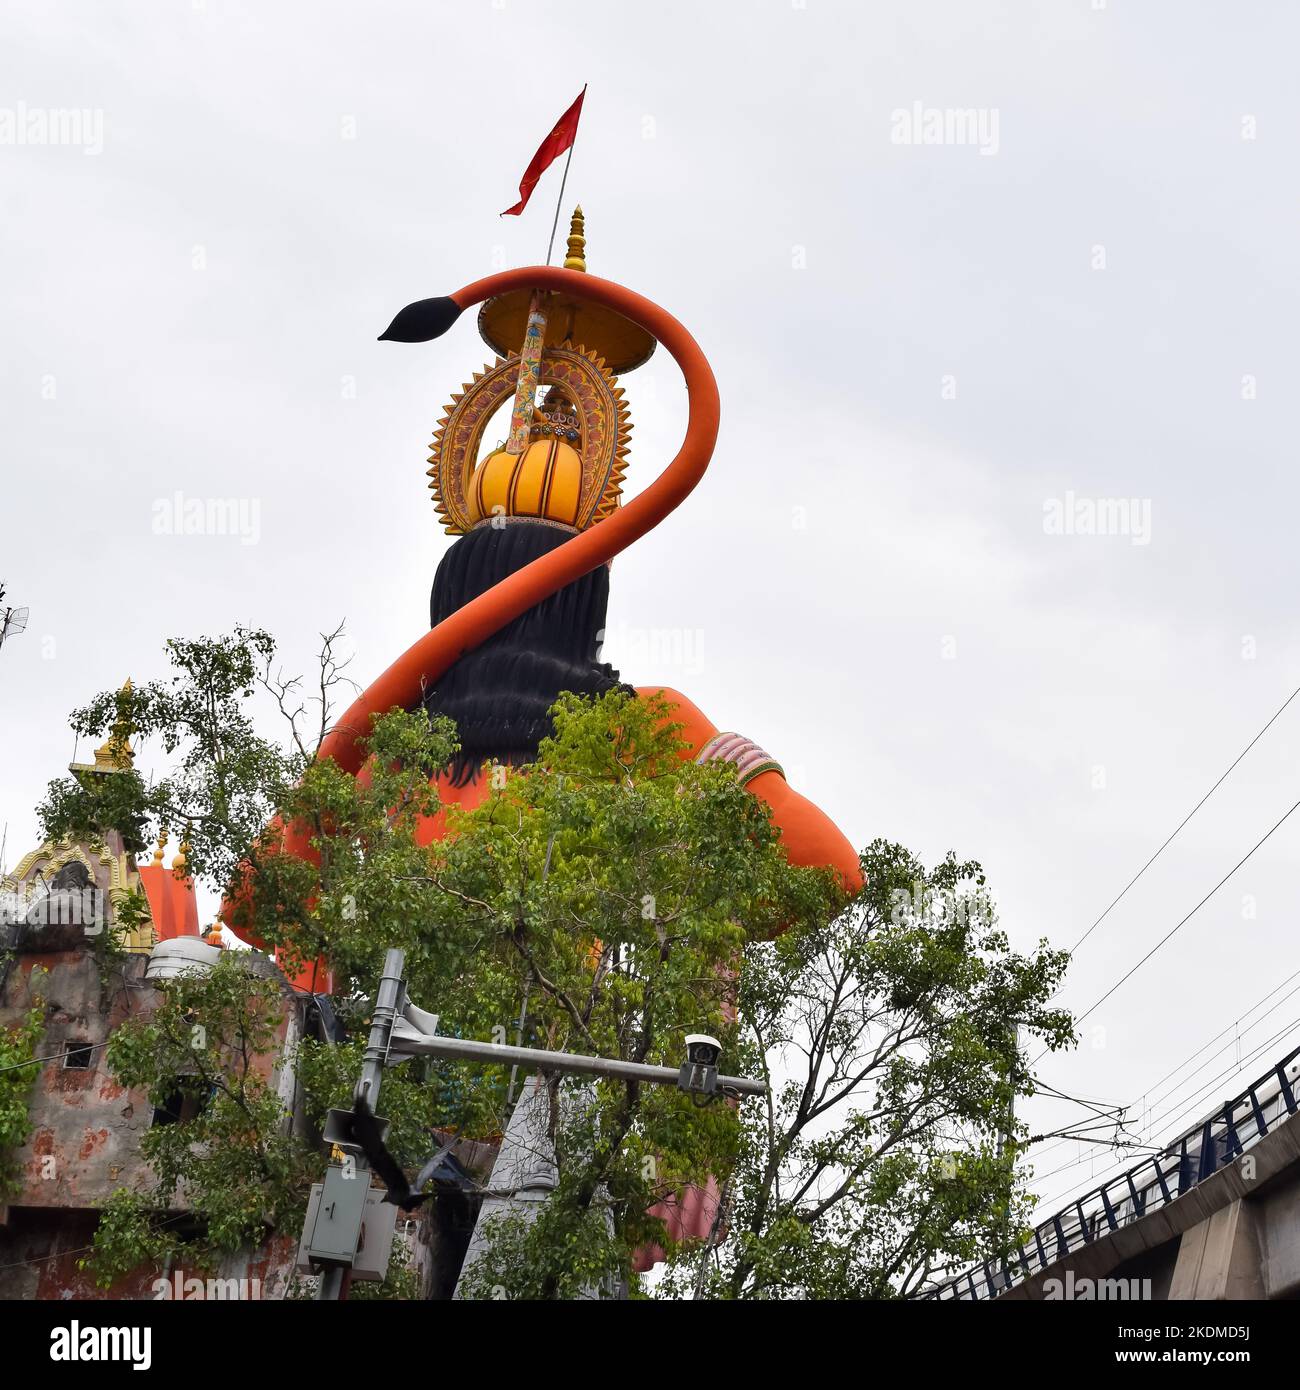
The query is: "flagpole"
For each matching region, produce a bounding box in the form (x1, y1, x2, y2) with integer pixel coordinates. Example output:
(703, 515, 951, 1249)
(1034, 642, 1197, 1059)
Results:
(545, 85, 585, 265)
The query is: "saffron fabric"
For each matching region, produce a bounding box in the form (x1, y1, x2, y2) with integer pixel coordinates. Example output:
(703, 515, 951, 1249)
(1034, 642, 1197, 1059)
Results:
(501, 87, 585, 217)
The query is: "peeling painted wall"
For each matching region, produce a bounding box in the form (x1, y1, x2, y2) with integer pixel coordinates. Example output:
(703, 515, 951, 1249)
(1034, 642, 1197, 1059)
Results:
(0, 938, 309, 1300)
(1, 945, 159, 1212)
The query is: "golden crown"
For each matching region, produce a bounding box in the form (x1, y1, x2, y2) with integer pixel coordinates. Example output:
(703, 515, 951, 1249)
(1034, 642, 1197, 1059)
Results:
(426, 209, 650, 535)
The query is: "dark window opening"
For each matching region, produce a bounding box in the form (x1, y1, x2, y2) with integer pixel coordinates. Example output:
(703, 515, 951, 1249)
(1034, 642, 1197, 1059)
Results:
(62, 1041, 94, 1070)
(151, 1086, 211, 1127)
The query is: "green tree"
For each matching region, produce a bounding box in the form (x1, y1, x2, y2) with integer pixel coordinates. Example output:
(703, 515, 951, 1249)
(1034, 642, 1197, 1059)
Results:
(658, 841, 1073, 1299)
(40, 626, 485, 1283)
(42, 628, 1074, 1298)
(84, 955, 314, 1285)
(0, 1003, 44, 1197)
(438, 688, 840, 1298)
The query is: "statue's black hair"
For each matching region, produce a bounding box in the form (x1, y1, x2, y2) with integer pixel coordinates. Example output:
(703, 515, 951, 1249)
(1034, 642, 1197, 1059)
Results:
(423, 521, 629, 784)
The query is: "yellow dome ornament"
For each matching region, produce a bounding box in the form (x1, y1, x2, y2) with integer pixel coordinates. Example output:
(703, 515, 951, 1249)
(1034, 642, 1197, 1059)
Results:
(467, 389, 586, 528)
(426, 210, 635, 535)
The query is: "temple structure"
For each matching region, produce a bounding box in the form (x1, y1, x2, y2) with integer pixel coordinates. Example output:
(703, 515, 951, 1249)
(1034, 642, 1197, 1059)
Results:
(1, 684, 201, 952)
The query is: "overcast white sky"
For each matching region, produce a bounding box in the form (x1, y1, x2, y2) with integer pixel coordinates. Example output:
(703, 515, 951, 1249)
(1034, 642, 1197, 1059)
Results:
(3, 0, 1299, 1222)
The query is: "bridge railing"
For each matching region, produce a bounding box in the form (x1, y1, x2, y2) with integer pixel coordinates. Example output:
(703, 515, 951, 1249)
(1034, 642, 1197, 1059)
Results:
(921, 1043, 1300, 1301)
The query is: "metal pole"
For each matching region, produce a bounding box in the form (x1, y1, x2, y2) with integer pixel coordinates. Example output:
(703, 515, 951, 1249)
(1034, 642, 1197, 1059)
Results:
(312, 947, 765, 1301)
(389, 1031, 766, 1098)
(545, 132, 578, 265)
(315, 948, 405, 1300)
(357, 948, 406, 1107)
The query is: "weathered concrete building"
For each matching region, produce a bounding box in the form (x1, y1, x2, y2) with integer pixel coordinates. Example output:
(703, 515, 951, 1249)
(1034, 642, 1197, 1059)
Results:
(0, 705, 309, 1298)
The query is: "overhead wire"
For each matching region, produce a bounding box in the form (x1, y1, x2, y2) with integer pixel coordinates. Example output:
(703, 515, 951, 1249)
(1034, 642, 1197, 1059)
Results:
(1065, 681, 1300, 957)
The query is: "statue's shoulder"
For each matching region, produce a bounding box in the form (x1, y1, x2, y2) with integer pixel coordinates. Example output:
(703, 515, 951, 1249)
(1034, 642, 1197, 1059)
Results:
(635, 685, 717, 755)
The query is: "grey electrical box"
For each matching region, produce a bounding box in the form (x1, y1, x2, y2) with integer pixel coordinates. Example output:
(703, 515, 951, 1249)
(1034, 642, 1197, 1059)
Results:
(305, 1165, 369, 1264)
(297, 1169, 399, 1281)
(352, 1192, 398, 1281)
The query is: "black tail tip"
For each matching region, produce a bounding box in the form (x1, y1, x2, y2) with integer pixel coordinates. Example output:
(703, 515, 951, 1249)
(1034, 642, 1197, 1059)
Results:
(378, 295, 463, 343)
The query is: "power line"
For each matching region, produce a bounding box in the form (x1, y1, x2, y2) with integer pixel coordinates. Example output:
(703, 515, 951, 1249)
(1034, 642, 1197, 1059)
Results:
(1066, 681, 1300, 957)
(0, 1213, 193, 1273)
(1039, 1009, 1300, 1191)
(1028, 967, 1300, 1166)
(1141, 980, 1300, 1119)
(1068, 792, 1300, 1033)
(1032, 1081, 1123, 1121)
(1122, 1014, 1300, 1150)
(1033, 993, 1300, 1185)
(933, 1024, 1300, 1298)
(1138, 965, 1300, 1102)
(0, 1037, 112, 1076)
(0, 965, 331, 1076)
(1029, 1014, 1300, 1204)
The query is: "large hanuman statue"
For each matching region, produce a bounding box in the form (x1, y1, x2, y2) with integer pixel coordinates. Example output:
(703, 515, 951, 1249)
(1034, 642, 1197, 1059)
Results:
(332, 209, 861, 889)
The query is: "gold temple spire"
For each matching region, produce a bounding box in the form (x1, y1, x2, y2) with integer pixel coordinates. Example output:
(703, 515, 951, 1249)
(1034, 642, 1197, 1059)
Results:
(563, 206, 586, 272)
(89, 678, 135, 772)
(152, 826, 169, 866)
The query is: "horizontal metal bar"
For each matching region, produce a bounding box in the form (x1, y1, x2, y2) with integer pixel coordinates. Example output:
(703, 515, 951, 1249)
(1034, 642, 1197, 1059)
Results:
(389, 1030, 767, 1097)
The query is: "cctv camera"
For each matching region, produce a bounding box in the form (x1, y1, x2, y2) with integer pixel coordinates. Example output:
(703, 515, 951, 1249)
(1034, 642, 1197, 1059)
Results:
(684, 1034, 722, 1067)
(679, 1034, 723, 1102)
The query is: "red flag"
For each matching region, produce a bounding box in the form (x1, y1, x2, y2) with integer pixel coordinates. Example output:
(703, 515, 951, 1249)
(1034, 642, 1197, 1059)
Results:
(501, 87, 586, 217)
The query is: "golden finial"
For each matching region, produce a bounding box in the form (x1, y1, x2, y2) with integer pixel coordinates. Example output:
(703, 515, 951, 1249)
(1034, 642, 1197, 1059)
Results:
(563, 206, 586, 273)
(152, 826, 169, 866)
(171, 823, 191, 874)
(91, 678, 135, 772)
